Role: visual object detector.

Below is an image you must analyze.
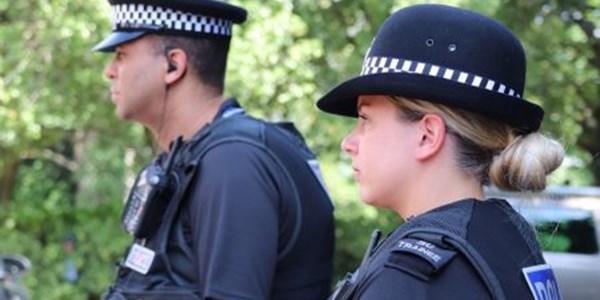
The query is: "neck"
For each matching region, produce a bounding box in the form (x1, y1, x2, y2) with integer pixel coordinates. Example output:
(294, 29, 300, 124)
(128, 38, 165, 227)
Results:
(397, 174, 484, 220)
(393, 145, 484, 220)
(150, 81, 224, 151)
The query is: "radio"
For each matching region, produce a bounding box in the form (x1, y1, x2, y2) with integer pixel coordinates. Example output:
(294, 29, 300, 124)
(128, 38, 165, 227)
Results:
(121, 137, 183, 239)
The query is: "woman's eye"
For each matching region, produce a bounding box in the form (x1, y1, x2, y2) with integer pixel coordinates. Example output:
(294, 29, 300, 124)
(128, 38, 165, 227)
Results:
(357, 114, 369, 131)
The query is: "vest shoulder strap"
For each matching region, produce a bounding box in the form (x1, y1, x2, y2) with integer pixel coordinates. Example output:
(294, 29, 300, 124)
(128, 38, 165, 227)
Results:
(330, 227, 506, 300)
(394, 228, 507, 300)
(384, 232, 458, 282)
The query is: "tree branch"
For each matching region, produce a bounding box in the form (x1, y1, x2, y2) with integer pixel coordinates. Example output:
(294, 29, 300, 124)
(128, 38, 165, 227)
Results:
(21, 149, 79, 172)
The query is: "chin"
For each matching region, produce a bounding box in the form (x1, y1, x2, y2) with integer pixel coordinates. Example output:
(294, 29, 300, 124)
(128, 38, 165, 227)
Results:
(361, 198, 375, 206)
(115, 108, 132, 121)
(359, 190, 379, 207)
(115, 113, 128, 121)
(360, 189, 396, 211)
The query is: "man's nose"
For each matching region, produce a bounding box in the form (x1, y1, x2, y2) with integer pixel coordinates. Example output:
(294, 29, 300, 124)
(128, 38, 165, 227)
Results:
(104, 61, 116, 79)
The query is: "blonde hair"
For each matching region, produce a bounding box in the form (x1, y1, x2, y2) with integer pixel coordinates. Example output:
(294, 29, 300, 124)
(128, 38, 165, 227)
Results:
(388, 96, 564, 191)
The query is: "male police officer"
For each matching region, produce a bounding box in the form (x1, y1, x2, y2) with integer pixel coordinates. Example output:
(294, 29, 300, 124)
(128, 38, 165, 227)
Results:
(93, 1, 334, 299)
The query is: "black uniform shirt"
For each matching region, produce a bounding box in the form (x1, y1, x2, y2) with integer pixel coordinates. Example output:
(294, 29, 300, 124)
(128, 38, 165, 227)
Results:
(165, 100, 334, 299)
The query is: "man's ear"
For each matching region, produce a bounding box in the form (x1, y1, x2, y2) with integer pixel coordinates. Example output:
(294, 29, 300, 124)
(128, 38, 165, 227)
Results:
(164, 48, 188, 84)
(415, 113, 447, 161)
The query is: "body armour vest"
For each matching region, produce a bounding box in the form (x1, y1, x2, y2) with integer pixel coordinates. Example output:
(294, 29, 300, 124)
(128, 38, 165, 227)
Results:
(105, 112, 334, 300)
(330, 198, 562, 300)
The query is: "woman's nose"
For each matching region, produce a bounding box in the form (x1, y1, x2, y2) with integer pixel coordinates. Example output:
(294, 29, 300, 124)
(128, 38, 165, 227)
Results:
(341, 130, 358, 156)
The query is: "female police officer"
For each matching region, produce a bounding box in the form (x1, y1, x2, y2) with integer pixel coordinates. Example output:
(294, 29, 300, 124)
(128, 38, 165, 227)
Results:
(318, 4, 565, 300)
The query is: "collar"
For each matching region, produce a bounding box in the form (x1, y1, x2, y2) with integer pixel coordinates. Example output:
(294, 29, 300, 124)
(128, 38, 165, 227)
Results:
(183, 98, 245, 144)
(158, 98, 245, 163)
(214, 98, 245, 121)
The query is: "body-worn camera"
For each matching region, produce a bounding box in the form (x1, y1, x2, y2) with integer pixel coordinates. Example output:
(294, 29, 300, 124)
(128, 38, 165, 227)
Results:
(121, 138, 183, 239)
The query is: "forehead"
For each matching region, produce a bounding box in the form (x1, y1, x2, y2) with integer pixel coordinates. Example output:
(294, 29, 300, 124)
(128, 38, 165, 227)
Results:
(357, 95, 389, 109)
(115, 36, 157, 52)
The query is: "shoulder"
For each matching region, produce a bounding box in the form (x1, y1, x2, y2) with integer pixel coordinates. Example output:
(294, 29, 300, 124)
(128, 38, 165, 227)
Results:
(196, 141, 280, 186)
(202, 138, 268, 161)
(200, 141, 287, 186)
(196, 116, 291, 160)
(185, 140, 281, 215)
(383, 234, 458, 281)
(357, 233, 490, 299)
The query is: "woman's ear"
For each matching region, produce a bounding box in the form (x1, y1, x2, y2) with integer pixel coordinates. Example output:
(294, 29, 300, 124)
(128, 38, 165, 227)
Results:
(415, 113, 447, 161)
(164, 48, 188, 84)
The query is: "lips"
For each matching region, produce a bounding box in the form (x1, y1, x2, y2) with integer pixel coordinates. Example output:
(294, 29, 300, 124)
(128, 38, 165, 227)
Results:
(352, 166, 360, 178)
(110, 90, 119, 102)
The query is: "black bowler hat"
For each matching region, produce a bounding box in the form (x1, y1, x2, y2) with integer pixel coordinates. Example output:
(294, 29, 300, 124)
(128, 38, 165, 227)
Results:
(93, 0, 247, 52)
(317, 4, 544, 133)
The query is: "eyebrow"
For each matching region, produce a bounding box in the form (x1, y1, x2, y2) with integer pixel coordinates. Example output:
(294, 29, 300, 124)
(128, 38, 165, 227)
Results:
(357, 100, 369, 114)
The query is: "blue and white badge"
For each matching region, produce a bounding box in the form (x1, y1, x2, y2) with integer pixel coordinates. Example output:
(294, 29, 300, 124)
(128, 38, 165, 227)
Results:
(124, 243, 155, 275)
(522, 264, 563, 300)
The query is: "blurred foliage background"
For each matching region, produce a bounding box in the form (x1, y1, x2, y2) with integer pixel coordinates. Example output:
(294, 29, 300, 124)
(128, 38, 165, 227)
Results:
(1, 0, 599, 298)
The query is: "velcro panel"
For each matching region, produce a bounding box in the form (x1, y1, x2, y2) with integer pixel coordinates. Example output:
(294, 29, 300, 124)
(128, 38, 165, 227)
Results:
(385, 237, 457, 281)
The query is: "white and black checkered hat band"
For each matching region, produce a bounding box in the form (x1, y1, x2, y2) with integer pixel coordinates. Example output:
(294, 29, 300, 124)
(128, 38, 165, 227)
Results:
(361, 56, 522, 99)
(112, 3, 233, 36)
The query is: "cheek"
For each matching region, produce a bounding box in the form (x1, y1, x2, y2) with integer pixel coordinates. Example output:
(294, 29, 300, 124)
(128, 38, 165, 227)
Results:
(355, 137, 392, 201)
(357, 131, 411, 207)
(125, 65, 149, 85)
(122, 56, 161, 83)
(360, 159, 399, 201)
(361, 131, 400, 171)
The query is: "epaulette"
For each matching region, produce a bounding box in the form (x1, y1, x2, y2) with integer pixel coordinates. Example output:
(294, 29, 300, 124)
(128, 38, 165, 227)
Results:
(384, 232, 457, 281)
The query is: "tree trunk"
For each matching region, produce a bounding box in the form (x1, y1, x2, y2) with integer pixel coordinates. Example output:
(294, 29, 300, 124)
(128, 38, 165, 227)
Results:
(0, 159, 20, 202)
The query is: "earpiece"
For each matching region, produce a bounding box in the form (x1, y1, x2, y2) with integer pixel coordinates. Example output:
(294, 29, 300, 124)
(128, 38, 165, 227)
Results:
(167, 62, 177, 73)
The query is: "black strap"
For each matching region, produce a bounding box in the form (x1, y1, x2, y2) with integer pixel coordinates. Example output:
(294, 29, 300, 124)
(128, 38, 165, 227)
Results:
(401, 228, 506, 300)
(328, 230, 382, 300)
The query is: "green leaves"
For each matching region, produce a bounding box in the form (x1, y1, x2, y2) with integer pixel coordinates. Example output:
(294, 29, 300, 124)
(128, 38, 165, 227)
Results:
(1, 0, 600, 297)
